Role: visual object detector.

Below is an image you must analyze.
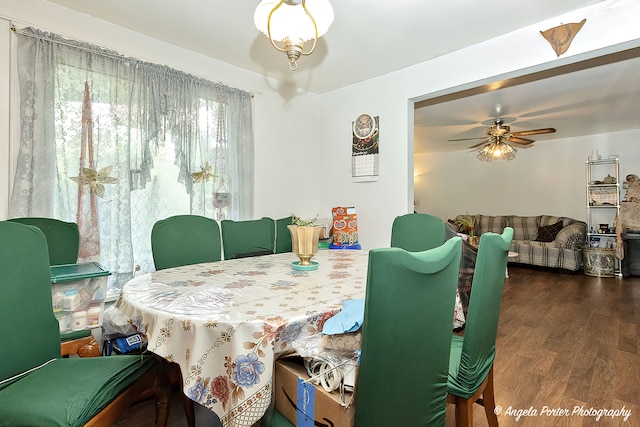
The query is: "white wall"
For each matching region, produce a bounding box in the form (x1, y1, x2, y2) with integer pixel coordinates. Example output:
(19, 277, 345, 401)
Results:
(414, 129, 640, 222)
(0, 0, 321, 221)
(318, 0, 640, 250)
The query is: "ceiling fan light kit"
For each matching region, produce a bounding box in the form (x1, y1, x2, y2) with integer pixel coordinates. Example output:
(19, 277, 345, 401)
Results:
(449, 118, 556, 161)
(477, 140, 517, 162)
(254, 0, 334, 71)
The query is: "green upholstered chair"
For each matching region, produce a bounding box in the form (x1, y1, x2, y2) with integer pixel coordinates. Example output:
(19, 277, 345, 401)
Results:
(274, 216, 293, 254)
(6, 217, 97, 356)
(8, 217, 79, 266)
(390, 212, 446, 252)
(220, 217, 276, 260)
(356, 237, 462, 426)
(0, 221, 170, 427)
(447, 227, 514, 427)
(151, 215, 222, 270)
(264, 237, 463, 427)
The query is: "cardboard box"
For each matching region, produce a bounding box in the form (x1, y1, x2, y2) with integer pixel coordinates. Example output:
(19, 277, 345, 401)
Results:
(274, 356, 356, 427)
(50, 262, 110, 334)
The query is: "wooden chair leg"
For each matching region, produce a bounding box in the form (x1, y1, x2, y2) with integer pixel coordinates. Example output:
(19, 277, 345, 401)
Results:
(153, 359, 172, 427)
(181, 390, 196, 427)
(448, 366, 498, 427)
(168, 361, 195, 427)
(456, 396, 473, 427)
(482, 367, 499, 427)
(154, 387, 171, 427)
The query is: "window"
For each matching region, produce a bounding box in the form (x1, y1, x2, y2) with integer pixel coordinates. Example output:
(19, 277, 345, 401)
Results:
(10, 28, 254, 296)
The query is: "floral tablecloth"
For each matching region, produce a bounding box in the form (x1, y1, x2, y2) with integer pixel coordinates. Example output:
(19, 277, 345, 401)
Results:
(113, 250, 464, 427)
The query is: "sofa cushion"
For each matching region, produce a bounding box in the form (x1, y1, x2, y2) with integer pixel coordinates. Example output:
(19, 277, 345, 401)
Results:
(508, 215, 540, 241)
(536, 221, 564, 242)
(511, 239, 582, 271)
(539, 215, 565, 226)
(477, 215, 508, 235)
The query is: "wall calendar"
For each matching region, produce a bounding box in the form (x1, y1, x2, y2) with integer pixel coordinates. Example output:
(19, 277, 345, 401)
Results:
(352, 113, 379, 182)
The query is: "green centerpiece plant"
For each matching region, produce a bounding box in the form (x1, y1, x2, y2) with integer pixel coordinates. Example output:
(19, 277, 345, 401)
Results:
(290, 214, 319, 227)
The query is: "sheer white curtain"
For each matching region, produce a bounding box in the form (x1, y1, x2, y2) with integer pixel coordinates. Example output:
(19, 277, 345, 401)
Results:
(10, 27, 254, 293)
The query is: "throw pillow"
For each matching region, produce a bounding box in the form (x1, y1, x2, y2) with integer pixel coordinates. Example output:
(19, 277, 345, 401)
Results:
(536, 221, 564, 242)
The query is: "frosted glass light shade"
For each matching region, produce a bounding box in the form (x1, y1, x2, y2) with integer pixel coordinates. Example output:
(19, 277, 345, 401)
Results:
(254, 0, 334, 42)
(477, 141, 517, 162)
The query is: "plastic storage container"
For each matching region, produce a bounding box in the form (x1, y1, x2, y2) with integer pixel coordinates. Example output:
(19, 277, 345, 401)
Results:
(50, 262, 110, 334)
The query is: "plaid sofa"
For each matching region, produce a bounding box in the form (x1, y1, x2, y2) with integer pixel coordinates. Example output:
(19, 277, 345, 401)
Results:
(453, 214, 587, 271)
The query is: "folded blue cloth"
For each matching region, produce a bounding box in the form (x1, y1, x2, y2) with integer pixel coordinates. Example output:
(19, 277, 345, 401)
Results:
(322, 299, 365, 335)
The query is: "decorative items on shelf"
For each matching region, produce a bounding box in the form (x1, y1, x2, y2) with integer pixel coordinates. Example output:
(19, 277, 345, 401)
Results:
(588, 174, 618, 206)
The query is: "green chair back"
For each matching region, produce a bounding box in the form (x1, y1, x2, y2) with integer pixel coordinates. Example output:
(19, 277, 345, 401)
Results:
(0, 222, 166, 426)
(448, 227, 513, 398)
(355, 237, 462, 426)
(6, 219, 91, 344)
(390, 213, 446, 252)
(221, 217, 275, 260)
(0, 221, 61, 381)
(275, 216, 293, 254)
(151, 215, 222, 270)
(7, 217, 79, 265)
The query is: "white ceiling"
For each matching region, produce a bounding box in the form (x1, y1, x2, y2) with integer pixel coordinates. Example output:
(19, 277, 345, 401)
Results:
(43, 0, 604, 94)
(414, 49, 640, 155)
(41, 0, 640, 154)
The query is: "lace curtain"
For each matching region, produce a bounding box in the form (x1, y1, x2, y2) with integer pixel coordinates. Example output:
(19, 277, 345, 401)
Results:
(10, 27, 254, 293)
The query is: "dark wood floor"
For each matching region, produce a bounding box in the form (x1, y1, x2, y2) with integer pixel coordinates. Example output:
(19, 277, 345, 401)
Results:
(113, 266, 640, 426)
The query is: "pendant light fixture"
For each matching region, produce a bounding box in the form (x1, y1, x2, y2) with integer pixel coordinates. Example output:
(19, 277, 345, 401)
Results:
(254, 0, 334, 71)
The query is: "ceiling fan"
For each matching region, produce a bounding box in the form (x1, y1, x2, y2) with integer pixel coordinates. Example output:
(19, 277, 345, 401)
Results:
(448, 119, 556, 161)
(448, 118, 556, 148)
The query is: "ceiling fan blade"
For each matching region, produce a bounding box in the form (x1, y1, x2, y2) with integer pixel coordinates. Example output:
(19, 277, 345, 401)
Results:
(507, 136, 534, 145)
(469, 141, 488, 149)
(447, 137, 487, 142)
(510, 127, 556, 137)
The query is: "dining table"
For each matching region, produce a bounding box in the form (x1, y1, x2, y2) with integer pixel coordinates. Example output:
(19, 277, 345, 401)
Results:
(111, 249, 465, 427)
